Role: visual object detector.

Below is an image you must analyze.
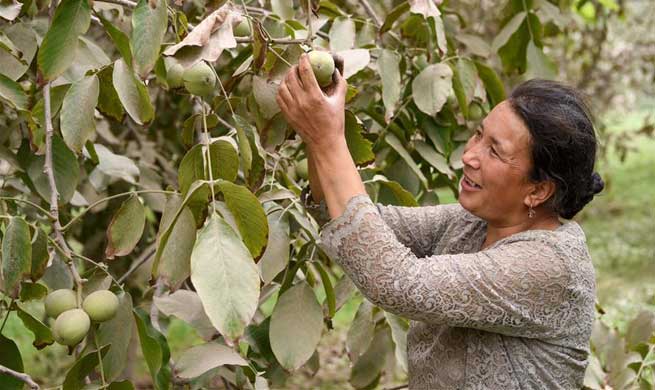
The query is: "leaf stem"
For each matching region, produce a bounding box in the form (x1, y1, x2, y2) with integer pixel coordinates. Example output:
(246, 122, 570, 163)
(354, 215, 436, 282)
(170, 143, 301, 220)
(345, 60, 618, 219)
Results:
(268, 48, 293, 68)
(0, 197, 56, 220)
(521, 0, 534, 41)
(117, 242, 157, 284)
(200, 99, 217, 214)
(0, 298, 14, 334)
(359, 0, 382, 27)
(61, 189, 178, 231)
(93, 331, 106, 387)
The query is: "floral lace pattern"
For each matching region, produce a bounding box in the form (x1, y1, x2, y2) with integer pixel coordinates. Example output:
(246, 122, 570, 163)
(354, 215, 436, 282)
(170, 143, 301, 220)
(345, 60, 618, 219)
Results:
(317, 194, 596, 390)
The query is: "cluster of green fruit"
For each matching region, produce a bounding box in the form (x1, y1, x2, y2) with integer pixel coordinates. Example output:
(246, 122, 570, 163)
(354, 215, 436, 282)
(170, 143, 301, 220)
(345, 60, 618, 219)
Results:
(165, 59, 217, 97)
(44, 289, 119, 346)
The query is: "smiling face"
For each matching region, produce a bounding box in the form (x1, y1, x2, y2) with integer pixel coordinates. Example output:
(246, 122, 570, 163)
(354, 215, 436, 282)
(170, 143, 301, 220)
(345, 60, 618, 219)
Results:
(458, 101, 537, 226)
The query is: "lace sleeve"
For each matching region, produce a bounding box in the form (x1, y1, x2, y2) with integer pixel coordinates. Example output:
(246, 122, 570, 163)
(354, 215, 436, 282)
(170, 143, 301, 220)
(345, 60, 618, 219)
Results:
(318, 194, 574, 339)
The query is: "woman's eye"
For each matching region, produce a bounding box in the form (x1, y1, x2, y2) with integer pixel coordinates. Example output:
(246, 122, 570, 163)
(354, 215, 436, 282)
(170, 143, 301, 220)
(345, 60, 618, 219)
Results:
(475, 129, 483, 138)
(490, 147, 499, 157)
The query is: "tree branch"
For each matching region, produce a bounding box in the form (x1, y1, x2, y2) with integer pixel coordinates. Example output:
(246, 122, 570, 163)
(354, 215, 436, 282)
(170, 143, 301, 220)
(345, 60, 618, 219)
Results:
(43, 84, 85, 306)
(0, 364, 40, 390)
(117, 242, 157, 284)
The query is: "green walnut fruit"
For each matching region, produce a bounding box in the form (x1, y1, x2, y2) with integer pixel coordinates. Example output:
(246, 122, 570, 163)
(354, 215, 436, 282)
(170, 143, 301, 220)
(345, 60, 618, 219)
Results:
(468, 102, 484, 121)
(82, 290, 119, 322)
(296, 159, 309, 180)
(234, 19, 251, 37)
(164, 57, 184, 89)
(308, 51, 335, 88)
(183, 61, 217, 97)
(53, 309, 90, 346)
(44, 289, 77, 318)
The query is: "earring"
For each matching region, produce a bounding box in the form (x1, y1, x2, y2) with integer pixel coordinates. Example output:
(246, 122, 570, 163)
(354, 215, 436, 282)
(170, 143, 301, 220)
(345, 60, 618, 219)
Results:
(528, 204, 536, 219)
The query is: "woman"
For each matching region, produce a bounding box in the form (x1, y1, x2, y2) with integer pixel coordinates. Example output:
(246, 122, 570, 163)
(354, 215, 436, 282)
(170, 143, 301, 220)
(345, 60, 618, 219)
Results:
(276, 53, 604, 389)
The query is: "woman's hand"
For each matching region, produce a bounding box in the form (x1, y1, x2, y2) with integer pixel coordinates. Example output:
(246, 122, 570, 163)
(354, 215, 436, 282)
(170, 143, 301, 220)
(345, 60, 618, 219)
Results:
(276, 53, 347, 152)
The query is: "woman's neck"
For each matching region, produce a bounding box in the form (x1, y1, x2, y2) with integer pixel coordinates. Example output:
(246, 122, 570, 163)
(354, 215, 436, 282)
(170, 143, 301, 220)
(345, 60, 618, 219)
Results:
(482, 214, 562, 250)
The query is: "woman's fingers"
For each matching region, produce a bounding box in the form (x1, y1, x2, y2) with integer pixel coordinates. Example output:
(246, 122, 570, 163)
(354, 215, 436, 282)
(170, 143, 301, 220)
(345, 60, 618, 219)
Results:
(297, 54, 322, 96)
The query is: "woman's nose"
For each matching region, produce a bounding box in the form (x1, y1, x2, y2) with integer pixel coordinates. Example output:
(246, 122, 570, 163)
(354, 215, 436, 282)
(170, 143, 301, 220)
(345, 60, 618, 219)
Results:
(462, 142, 481, 169)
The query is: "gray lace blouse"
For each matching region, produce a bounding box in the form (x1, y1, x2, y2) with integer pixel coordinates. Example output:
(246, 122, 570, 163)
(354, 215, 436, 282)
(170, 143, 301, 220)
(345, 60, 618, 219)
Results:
(314, 194, 596, 390)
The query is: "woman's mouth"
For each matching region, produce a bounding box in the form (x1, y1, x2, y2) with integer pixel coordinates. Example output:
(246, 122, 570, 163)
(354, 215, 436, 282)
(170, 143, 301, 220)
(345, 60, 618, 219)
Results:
(462, 175, 482, 191)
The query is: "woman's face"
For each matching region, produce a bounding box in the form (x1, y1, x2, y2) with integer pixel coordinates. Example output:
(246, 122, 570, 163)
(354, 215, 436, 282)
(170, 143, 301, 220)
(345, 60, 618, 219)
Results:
(458, 101, 535, 225)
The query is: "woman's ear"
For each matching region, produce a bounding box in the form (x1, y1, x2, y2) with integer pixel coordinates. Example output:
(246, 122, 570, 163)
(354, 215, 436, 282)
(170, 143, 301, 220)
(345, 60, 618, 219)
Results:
(524, 180, 556, 208)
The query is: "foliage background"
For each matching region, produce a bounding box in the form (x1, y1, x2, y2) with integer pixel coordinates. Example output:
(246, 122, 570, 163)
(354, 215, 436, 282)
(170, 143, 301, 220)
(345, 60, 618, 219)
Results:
(0, 0, 653, 389)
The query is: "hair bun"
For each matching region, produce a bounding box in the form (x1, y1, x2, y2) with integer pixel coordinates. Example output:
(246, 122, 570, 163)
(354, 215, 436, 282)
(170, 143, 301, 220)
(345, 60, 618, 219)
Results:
(590, 172, 604, 195)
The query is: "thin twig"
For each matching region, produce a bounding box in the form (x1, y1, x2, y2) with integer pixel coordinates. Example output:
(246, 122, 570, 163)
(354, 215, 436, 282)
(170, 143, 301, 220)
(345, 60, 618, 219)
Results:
(0, 298, 14, 334)
(117, 242, 157, 284)
(61, 189, 177, 231)
(359, 0, 382, 27)
(93, 331, 107, 387)
(235, 36, 313, 45)
(0, 197, 55, 220)
(268, 48, 293, 68)
(200, 100, 217, 214)
(43, 83, 84, 306)
(306, 0, 313, 47)
(0, 364, 40, 389)
(216, 76, 236, 118)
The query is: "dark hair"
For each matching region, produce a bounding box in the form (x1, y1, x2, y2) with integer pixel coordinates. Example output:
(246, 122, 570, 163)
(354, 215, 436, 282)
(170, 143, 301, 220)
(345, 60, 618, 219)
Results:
(508, 79, 604, 219)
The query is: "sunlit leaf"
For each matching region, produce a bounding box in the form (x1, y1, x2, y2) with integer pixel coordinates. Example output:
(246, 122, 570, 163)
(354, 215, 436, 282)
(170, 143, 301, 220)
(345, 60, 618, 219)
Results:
(60, 75, 99, 154)
(412, 63, 453, 116)
(105, 195, 146, 259)
(112, 58, 154, 125)
(378, 49, 401, 122)
(175, 342, 248, 379)
(191, 213, 260, 340)
(0, 73, 28, 110)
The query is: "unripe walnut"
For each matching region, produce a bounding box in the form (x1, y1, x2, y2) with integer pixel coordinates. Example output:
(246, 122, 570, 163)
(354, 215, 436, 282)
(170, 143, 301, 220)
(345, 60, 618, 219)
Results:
(53, 309, 90, 346)
(82, 290, 119, 322)
(183, 61, 217, 97)
(308, 51, 335, 88)
(44, 289, 77, 318)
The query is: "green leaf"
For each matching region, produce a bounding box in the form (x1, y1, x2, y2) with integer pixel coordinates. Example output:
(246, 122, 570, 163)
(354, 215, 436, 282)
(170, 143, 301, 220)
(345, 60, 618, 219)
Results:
(153, 290, 215, 340)
(380, 2, 410, 34)
(497, 13, 536, 74)
(234, 116, 253, 177)
(62, 344, 111, 390)
(385, 133, 427, 187)
(474, 61, 506, 108)
(60, 74, 99, 154)
(626, 311, 655, 350)
(97, 66, 125, 121)
(112, 58, 154, 125)
(349, 326, 393, 389)
(456, 34, 491, 58)
(233, 115, 266, 190)
(30, 227, 49, 282)
(525, 40, 557, 79)
(26, 135, 80, 205)
(156, 195, 196, 290)
(330, 17, 356, 52)
(384, 311, 409, 373)
(215, 181, 269, 260)
(131, 0, 168, 78)
(133, 308, 171, 390)
(415, 140, 455, 178)
(345, 111, 375, 166)
(451, 58, 477, 118)
(97, 292, 135, 381)
(252, 75, 280, 119)
(190, 213, 260, 340)
(105, 195, 146, 259)
(1, 216, 31, 298)
(412, 63, 453, 116)
(378, 49, 401, 121)
(13, 302, 55, 349)
(151, 180, 207, 279)
(491, 11, 526, 52)
(0, 73, 28, 110)
(346, 300, 375, 363)
(312, 261, 335, 319)
(271, 0, 294, 20)
(0, 335, 24, 390)
(19, 281, 48, 302)
(270, 282, 323, 370)
(97, 13, 133, 67)
(377, 179, 419, 207)
(37, 0, 91, 80)
(0, 23, 37, 81)
(108, 381, 135, 390)
(175, 342, 248, 379)
(258, 208, 290, 284)
(178, 141, 239, 195)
